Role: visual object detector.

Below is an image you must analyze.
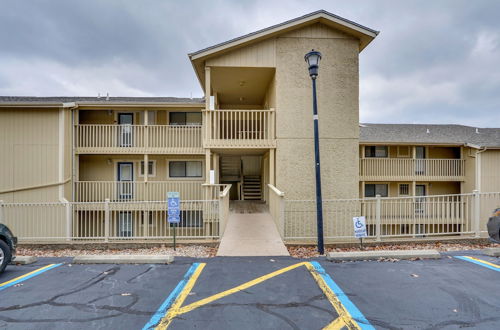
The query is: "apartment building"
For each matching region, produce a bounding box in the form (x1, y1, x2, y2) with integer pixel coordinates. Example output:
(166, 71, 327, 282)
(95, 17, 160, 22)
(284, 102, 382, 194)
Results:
(1, 10, 499, 243)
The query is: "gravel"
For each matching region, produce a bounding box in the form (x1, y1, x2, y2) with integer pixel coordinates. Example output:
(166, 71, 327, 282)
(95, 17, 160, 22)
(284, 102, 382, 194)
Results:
(288, 242, 500, 258)
(17, 245, 217, 258)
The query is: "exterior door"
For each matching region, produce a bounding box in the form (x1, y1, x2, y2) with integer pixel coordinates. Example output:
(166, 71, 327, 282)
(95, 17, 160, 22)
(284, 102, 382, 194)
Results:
(117, 162, 133, 199)
(415, 146, 426, 175)
(118, 212, 133, 237)
(118, 113, 134, 147)
(415, 184, 426, 215)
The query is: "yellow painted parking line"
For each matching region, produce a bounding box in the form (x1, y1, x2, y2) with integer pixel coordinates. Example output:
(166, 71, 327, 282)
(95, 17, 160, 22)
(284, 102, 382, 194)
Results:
(149, 261, 373, 329)
(0, 263, 62, 291)
(323, 317, 347, 330)
(175, 261, 308, 316)
(455, 256, 500, 272)
(155, 263, 206, 330)
(305, 262, 360, 330)
(464, 256, 500, 268)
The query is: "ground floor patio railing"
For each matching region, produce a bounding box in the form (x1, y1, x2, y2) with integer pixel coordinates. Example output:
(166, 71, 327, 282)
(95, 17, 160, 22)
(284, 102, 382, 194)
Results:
(281, 192, 500, 242)
(0, 189, 231, 243)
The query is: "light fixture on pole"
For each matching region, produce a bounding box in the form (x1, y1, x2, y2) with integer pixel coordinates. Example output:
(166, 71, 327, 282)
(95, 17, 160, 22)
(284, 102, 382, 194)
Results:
(304, 49, 324, 255)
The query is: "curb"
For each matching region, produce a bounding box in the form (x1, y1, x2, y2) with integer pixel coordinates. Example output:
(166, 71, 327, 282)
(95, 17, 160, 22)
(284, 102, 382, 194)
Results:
(10, 256, 38, 265)
(483, 248, 500, 257)
(326, 249, 441, 261)
(72, 255, 174, 264)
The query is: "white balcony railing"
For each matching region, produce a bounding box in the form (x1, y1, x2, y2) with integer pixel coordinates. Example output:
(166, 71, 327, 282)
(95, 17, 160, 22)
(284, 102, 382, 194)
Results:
(204, 109, 276, 148)
(360, 158, 465, 180)
(75, 125, 203, 154)
(74, 181, 222, 202)
(282, 192, 500, 241)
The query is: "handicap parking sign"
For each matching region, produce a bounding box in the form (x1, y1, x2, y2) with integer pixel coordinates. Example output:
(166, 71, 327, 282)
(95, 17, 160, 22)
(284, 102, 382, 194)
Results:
(352, 216, 367, 238)
(167, 192, 181, 224)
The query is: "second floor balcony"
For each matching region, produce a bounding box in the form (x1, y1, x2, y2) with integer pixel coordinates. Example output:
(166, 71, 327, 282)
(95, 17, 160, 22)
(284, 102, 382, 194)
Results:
(75, 125, 203, 154)
(203, 109, 276, 148)
(360, 158, 465, 181)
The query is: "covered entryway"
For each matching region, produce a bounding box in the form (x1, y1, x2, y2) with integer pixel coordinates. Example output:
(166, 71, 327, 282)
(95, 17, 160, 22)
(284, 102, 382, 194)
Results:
(219, 154, 266, 201)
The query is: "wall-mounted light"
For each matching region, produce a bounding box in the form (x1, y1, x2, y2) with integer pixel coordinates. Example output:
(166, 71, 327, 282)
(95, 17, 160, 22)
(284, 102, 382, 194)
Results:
(107, 110, 113, 116)
(107, 158, 112, 165)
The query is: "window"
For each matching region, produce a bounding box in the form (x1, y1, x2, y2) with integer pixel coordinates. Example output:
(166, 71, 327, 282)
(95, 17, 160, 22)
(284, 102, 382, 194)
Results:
(169, 112, 202, 125)
(169, 161, 202, 178)
(399, 183, 410, 196)
(365, 184, 388, 197)
(139, 161, 155, 177)
(365, 146, 388, 158)
(397, 146, 410, 157)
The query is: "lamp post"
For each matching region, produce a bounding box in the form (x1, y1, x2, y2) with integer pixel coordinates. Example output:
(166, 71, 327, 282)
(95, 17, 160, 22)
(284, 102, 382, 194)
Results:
(304, 49, 324, 255)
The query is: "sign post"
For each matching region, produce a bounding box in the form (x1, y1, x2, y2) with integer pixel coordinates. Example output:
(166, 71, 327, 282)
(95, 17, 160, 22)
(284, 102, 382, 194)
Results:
(352, 216, 367, 250)
(167, 192, 181, 251)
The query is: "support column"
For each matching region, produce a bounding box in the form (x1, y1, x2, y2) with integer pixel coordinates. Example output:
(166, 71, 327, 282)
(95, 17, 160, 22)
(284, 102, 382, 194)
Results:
(58, 107, 65, 200)
(144, 154, 149, 183)
(270, 149, 275, 186)
(205, 149, 211, 184)
(214, 153, 220, 184)
(205, 67, 211, 109)
(204, 66, 211, 142)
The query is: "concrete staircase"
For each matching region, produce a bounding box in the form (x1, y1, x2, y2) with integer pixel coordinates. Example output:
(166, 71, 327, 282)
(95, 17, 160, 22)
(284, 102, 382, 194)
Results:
(242, 175, 262, 200)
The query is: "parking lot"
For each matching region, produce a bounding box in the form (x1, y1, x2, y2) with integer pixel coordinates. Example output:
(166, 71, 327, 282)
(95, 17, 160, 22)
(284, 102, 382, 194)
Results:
(0, 251, 499, 329)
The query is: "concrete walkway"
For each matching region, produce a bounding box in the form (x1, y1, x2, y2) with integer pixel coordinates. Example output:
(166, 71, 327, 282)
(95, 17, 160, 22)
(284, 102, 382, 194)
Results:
(217, 202, 289, 256)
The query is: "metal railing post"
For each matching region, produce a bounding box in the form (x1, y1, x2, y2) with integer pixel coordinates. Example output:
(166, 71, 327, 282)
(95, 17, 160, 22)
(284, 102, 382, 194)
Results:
(473, 190, 480, 237)
(279, 194, 285, 239)
(104, 198, 110, 242)
(0, 200, 4, 225)
(64, 199, 72, 241)
(376, 194, 381, 241)
(218, 196, 224, 238)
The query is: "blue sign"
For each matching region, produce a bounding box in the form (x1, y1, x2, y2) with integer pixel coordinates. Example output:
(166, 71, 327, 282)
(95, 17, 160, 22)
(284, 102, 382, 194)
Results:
(167, 192, 181, 224)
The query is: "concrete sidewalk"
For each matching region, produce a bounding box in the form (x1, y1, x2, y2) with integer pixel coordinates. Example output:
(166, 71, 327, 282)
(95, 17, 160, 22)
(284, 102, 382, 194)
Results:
(217, 210, 289, 256)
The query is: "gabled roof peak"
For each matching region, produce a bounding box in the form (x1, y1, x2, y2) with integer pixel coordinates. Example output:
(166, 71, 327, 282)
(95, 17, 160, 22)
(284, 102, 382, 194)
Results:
(189, 9, 379, 60)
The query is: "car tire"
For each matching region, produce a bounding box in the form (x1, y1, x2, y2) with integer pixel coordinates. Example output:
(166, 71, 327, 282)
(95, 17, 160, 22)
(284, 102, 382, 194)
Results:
(0, 240, 11, 273)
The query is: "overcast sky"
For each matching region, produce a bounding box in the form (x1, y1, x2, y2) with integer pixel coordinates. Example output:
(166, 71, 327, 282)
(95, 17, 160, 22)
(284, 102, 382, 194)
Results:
(1, 0, 499, 126)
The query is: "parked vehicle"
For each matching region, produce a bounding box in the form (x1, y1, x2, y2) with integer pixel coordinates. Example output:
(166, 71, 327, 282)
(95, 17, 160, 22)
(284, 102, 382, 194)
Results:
(487, 208, 500, 243)
(0, 224, 17, 273)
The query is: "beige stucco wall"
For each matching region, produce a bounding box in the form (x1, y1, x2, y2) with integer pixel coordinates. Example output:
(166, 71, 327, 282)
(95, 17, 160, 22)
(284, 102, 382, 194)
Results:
(274, 25, 360, 200)
(360, 181, 460, 197)
(480, 150, 500, 193)
(78, 108, 203, 125)
(0, 108, 63, 202)
(462, 147, 477, 193)
(78, 155, 205, 182)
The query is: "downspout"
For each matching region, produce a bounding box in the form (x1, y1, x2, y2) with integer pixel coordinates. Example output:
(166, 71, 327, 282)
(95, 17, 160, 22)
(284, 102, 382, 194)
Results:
(475, 147, 487, 192)
(62, 102, 78, 202)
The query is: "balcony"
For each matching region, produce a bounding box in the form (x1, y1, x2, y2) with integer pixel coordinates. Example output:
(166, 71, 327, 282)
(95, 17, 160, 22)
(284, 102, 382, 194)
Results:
(75, 125, 203, 154)
(359, 158, 465, 181)
(74, 181, 222, 202)
(204, 109, 276, 148)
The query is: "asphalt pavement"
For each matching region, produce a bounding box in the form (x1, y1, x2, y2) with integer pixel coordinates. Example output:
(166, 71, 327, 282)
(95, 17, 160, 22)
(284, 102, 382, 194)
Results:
(0, 251, 499, 329)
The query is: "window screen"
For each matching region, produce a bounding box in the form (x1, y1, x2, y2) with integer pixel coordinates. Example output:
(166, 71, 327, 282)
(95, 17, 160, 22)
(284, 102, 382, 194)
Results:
(365, 146, 388, 158)
(169, 112, 202, 125)
(365, 184, 388, 197)
(169, 161, 202, 178)
(140, 161, 155, 176)
(399, 184, 410, 196)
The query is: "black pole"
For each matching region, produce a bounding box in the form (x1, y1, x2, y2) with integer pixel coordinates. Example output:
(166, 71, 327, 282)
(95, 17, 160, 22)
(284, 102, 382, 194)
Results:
(311, 77, 324, 255)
